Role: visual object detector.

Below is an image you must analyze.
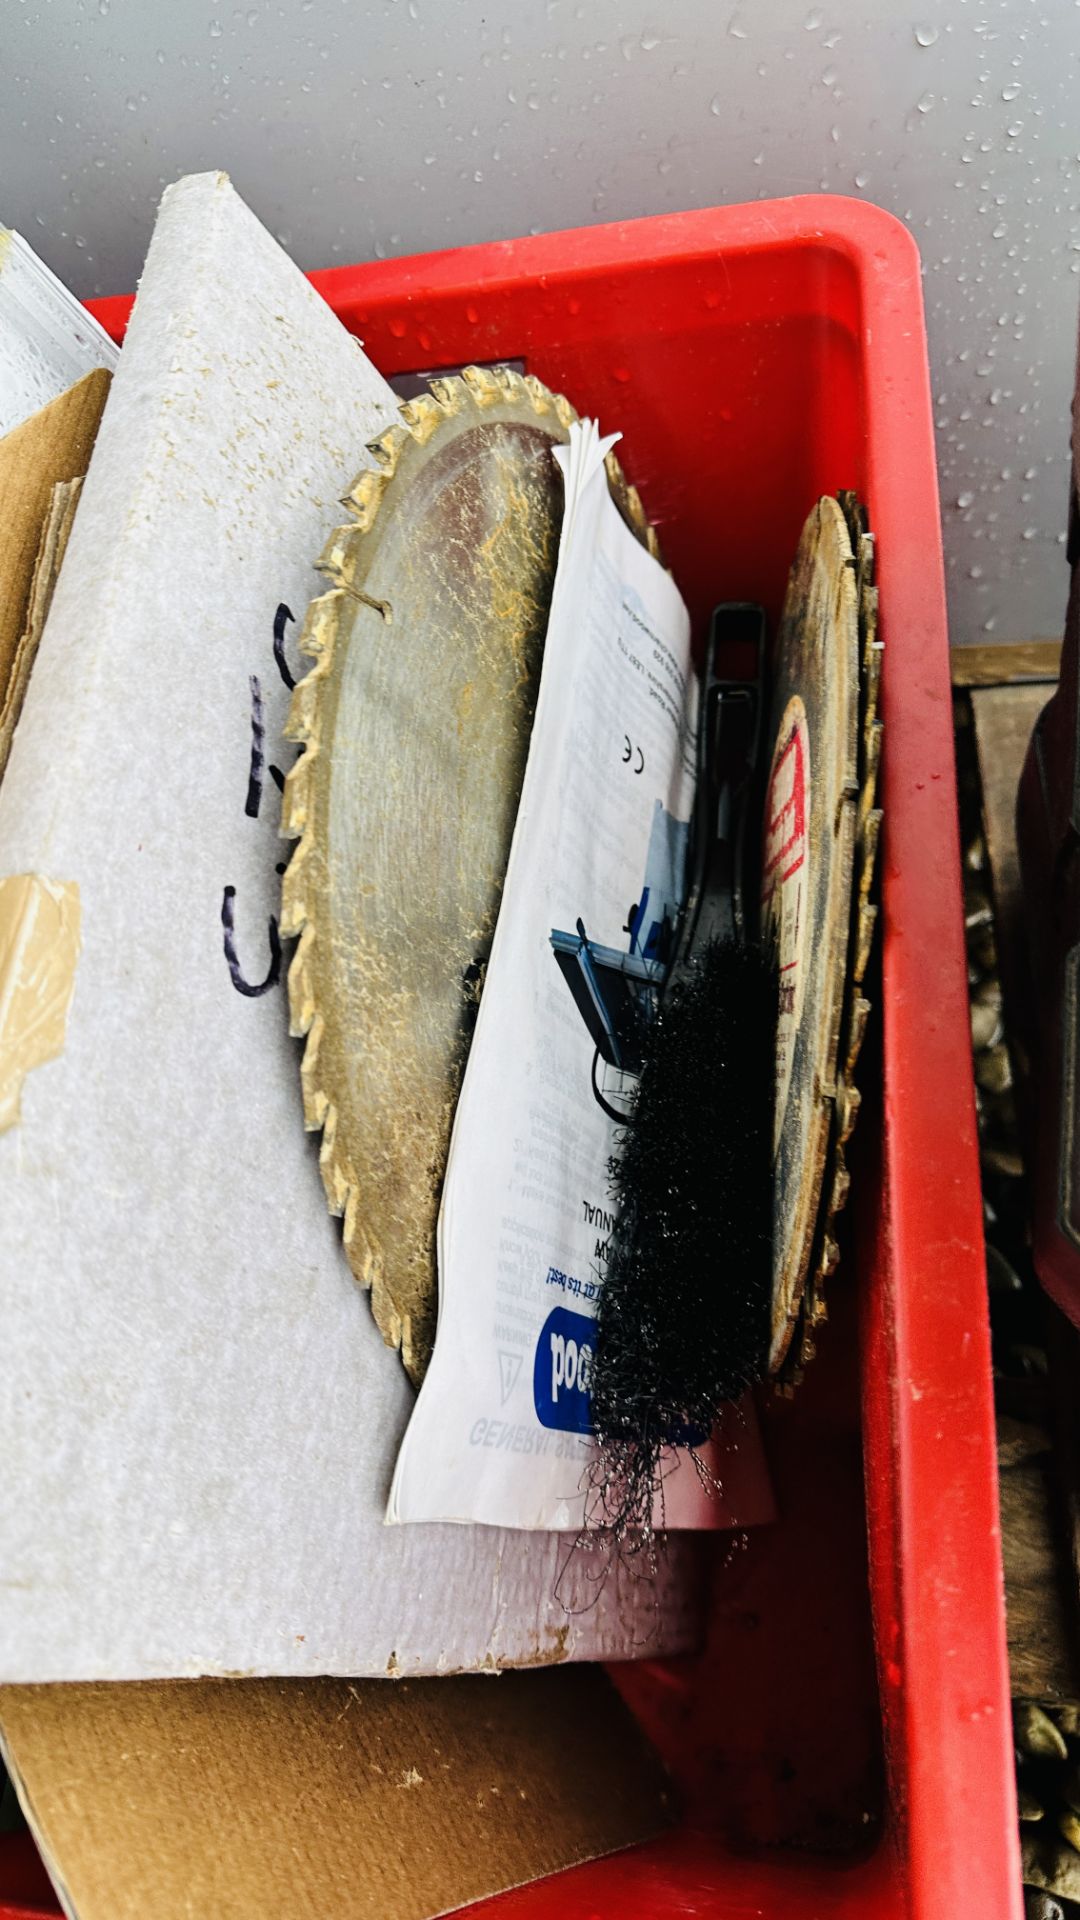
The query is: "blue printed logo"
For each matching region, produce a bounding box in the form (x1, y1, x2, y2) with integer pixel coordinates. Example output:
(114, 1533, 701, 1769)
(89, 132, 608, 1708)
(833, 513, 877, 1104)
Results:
(533, 1307, 596, 1433)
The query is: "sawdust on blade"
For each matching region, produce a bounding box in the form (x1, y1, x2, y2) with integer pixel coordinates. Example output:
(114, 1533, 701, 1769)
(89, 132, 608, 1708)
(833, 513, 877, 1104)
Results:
(281, 366, 656, 1383)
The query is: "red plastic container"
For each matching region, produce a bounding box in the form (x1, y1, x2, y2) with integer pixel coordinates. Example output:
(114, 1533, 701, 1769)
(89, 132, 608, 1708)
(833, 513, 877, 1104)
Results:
(2, 197, 1017, 1920)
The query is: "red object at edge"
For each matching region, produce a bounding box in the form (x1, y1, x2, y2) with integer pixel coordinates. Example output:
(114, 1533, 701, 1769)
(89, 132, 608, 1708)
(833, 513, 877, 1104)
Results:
(2, 194, 1017, 1920)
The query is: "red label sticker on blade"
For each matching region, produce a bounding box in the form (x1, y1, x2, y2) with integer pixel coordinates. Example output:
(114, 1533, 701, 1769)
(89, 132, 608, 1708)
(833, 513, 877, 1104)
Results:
(762, 695, 810, 1159)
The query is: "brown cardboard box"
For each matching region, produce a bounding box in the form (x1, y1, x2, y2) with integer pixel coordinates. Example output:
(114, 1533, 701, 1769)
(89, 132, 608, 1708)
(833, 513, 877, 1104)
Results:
(0, 1669, 674, 1919)
(0, 367, 109, 778)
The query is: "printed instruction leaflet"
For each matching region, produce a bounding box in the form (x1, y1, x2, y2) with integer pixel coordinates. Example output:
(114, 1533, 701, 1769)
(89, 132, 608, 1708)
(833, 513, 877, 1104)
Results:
(389, 423, 703, 1531)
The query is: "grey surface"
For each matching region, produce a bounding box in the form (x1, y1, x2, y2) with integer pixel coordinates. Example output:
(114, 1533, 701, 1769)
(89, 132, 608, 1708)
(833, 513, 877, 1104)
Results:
(1, 4, 1076, 651)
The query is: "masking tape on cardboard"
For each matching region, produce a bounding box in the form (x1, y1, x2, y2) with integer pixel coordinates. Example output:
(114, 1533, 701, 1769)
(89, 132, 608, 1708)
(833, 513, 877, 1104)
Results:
(0, 874, 81, 1132)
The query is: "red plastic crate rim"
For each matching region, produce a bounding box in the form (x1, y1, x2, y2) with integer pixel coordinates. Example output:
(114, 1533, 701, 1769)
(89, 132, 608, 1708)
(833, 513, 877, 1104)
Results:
(1, 196, 1017, 1920)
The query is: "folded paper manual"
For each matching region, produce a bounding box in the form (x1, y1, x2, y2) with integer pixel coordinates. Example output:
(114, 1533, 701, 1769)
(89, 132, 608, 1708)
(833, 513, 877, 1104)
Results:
(0, 173, 703, 1681)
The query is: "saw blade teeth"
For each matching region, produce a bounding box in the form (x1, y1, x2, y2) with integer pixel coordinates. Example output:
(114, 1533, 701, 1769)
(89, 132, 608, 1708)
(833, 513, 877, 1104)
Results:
(524, 373, 574, 423)
(604, 453, 666, 566)
(316, 1098, 346, 1201)
(860, 578, 879, 651)
(319, 522, 366, 584)
(843, 994, 872, 1079)
(399, 392, 446, 444)
(828, 1155, 851, 1220)
(424, 374, 466, 413)
(461, 363, 506, 406)
(284, 670, 324, 751)
(349, 1213, 378, 1291)
(491, 365, 530, 406)
(857, 807, 883, 909)
(297, 588, 342, 666)
(280, 744, 314, 840)
(342, 468, 391, 529)
(279, 845, 309, 943)
(368, 421, 412, 473)
(285, 922, 318, 1035)
(836, 1074, 861, 1146)
(862, 636, 883, 745)
(834, 1075, 857, 1144)
(855, 899, 879, 986)
(278, 756, 309, 848)
(859, 723, 883, 825)
(552, 390, 578, 432)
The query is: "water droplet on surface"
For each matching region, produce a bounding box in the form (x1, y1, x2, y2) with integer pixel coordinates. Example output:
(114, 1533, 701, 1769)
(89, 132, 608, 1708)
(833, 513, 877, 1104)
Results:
(639, 30, 660, 50)
(969, 564, 983, 578)
(125, 94, 137, 110)
(854, 169, 869, 188)
(526, 90, 540, 109)
(709, 93, 723, 115)
(209, 17, 222, 34)
(728, 14, 748, 38)
(1022, 526, 1037, 539)
(914, 22, 939, 46)
(822, 63, 838, 86)
(916, 89, 936, 114)
(1001, 81, 1021, 101)
(983, 617, 997, 633)
(957, 490, 974, 508)
(1007, 121, 1023, 138)
(804, 6, 823, 27)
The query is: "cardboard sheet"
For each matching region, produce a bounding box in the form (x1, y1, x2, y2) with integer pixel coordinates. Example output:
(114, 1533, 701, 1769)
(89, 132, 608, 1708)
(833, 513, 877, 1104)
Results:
(0, 369, 108, 777)
(0, 1670, 674, 1920)
(0, 172, 703, 1680)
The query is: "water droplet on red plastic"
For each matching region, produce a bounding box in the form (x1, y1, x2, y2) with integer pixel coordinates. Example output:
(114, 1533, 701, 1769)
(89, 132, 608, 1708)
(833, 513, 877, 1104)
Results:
(568, 296, 581, 316)
(612, 366, 631, 383)
(465, 303, 479, 323)
(388, 317, 407, 339)
(417, 330, 432, 352)
(704, 289, 721, 309)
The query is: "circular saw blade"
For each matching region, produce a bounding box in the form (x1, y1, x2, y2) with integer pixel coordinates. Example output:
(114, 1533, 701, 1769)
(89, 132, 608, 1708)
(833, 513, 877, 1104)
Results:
(280, 365, 656, 1385)
(761, 496, 860, 1375)
(778, 490, 883, 1388)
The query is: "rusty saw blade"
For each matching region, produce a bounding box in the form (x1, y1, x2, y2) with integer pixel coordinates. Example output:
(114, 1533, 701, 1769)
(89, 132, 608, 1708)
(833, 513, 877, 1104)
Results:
(762, 492, 883, 1384)
(280, 365, 656, 1384)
